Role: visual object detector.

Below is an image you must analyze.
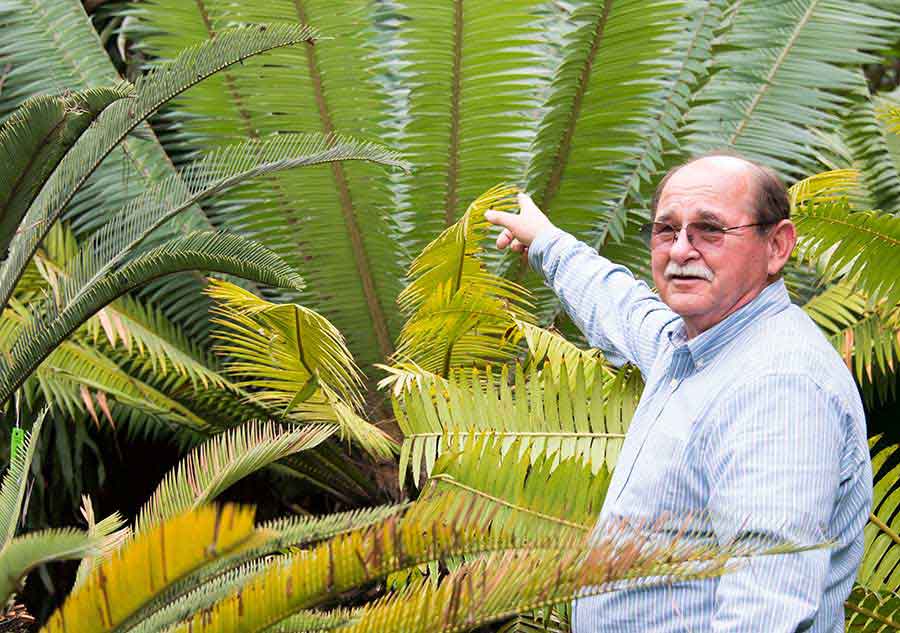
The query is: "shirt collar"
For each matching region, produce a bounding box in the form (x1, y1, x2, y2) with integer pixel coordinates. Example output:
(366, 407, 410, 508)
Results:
(666, 279, 792, 368)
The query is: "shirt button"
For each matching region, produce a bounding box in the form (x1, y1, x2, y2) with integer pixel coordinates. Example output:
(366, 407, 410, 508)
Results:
(697, 359, 705, 368)
(670, 379, 678, 388)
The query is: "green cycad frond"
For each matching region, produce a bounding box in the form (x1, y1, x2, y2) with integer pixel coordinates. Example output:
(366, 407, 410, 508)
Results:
(412, 436, 608, 542)
(206, 279, 397, 459)
(856, 438, 900, 596)
(29, 223, 229, 392)
(380, 0, 546, 254)
(845, 585, 900, 631)
(73, 496, 130, 590)
(844, 437, 900, 630)
(682, 0, 899, 178)
(788, 169, 860, 208)
(514, 319, 614, 386)
(208, 278, 362, 410)
(0, 84, 132, 257)
(136, 421, 337, 534)
(0, 525, 122, 605)
(334, 521, 801, 633)
(0, 23, 320, 315)
(395, 185, 534, 376)
(55, 133, 404, 325)
(844, 88, 900, 213)
(387, 356, 641, 488)
(169, 511, 541, 633)
(42, 504, 263, 633)
(803, 283, 900, 402)
(880, 105, 900, 134)
(0, 409, 44, 548)
(132, 2, 406, 367)
(793, 201, 900, 306)
(0, 230, 304, 407)
(524, 0, 684, 240)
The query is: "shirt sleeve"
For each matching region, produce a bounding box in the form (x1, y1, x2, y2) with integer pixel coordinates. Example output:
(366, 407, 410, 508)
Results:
(528, 226, 680, 376)
(705, 373, 845, 632)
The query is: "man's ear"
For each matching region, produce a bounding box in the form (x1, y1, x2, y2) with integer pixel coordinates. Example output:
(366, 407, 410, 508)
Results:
(767, 219, 796, 276)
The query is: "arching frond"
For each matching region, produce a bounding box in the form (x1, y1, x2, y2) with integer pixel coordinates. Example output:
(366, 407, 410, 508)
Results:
(73, 496, 130, 590)
(0, 526, 121, 605)
(129, 505, 408, 630)
(327, 522, 806, 633)
(412, 436, 608, 542)
(131, 1, 408, 367)
(136, 421, 337, 534)
(803, 283, 900, 402)
(789, 169, 860, 209)
(41, 505, 263, 633)
(0, 84, 132, 256)
(793, 201, 900, 306)
(0, 231, 304, 407)
(386, 357, 641, 488)
(167, 513, 551, 633)
(394, 185, 534, 376)
(845, 437, 900, 630)
(0, 24, 319, 320)
(844, 88, 900, 213)
(681, 0, 899, 179)
(0, 409, 45, 547)
(206, 279, 397, 459)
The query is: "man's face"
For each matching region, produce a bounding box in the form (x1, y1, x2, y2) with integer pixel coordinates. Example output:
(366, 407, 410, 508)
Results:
(651, 157, 774, 338)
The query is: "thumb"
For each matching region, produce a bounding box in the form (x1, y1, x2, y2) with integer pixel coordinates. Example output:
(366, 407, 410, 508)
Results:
(484, 209, 521, 231)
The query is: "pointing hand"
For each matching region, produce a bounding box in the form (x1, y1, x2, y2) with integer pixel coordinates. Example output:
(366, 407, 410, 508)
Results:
(484, 192, 554, 254)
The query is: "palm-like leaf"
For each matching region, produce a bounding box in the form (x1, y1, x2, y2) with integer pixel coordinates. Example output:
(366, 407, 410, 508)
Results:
(0, 231, 304, 407)
(412, 436, 608, 542)
(131, 1, 410, 367)
(0, 525, 124, 605)
(73, 496, 130, 590)
(0, 409, 44, 547)
(0, 17, 319, 340)
(136, 421, 337, 534)
(394, 185, 535, 376)
(793, 201, 900, 306)
(206, 279, 397, 459)
(41, 504, 262, 633)
(844, 87, 900, 213)
(384, 355, 641, 488)
(0, 84, 131, 256)
(681, 0, 899, 179)
(844, 437, 900, 630)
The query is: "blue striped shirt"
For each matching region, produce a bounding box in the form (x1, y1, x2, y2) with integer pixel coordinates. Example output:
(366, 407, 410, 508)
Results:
(528, 227, 871, 632)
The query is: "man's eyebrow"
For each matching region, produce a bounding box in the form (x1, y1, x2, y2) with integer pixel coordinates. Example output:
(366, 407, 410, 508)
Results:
(656, 208, 725, 224)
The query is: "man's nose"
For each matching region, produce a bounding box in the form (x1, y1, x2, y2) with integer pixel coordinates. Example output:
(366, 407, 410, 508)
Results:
(668, 226, 699, 262)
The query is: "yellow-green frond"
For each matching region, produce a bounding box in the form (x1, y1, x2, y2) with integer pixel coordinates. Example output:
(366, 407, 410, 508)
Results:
(42, 504, 262, 633)
(789, 169, 860, 209)
(73, 496, 129, 590)
(411, 435, 608, 542)
(394, 185, 535, 376)
(136, 422, 337, 534)
(389, 358, 640, 488)
(0, 408, 45, 547)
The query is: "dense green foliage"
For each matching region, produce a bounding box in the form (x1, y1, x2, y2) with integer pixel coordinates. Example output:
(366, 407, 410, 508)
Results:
(0, 0, 899, 630)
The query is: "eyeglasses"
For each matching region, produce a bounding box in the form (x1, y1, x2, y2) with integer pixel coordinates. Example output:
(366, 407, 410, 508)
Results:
(639, 221, 776, 250)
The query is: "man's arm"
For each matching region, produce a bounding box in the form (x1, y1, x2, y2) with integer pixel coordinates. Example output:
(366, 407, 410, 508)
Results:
(485, 194, 679, 376)
(706, 373, 845, 631)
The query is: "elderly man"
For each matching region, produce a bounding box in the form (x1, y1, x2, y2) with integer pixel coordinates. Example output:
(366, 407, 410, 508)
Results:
(485, 154, 871, 632)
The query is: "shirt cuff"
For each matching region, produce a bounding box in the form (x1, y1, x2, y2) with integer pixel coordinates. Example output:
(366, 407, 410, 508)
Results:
(527, 225, 571, 273)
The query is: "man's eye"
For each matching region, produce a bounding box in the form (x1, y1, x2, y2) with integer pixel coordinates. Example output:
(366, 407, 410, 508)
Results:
(695, 222, 724, 234)
(653, 224, 676, 235)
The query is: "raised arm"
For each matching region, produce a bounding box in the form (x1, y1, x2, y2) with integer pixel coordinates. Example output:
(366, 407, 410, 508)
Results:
(485, 193, 679, 376)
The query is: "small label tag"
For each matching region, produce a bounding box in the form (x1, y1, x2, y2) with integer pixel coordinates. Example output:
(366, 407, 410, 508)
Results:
(10, 428, 25, 464)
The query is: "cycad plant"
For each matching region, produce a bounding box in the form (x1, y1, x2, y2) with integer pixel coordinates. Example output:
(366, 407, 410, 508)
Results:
(2, 0, 900, 630)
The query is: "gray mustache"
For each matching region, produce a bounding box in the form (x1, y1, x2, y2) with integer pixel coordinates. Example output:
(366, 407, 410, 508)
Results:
(664, 262, 714, 281)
